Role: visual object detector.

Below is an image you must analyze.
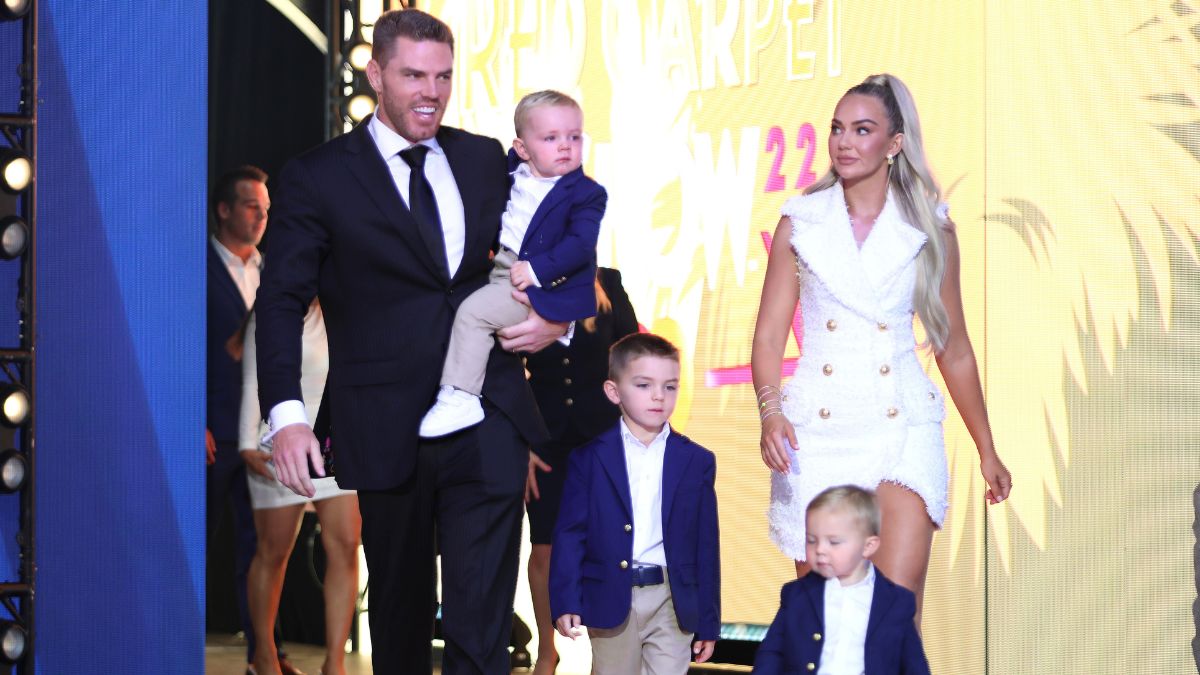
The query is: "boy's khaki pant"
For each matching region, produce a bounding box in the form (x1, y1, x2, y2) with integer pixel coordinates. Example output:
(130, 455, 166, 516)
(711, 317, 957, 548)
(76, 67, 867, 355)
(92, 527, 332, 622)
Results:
(588, 568, 694, 675)
(441, 247, 529, 394)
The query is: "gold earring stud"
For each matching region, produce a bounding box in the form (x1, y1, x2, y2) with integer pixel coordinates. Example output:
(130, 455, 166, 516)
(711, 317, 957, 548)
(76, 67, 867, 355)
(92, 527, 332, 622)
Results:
(887, 155, 894, 166)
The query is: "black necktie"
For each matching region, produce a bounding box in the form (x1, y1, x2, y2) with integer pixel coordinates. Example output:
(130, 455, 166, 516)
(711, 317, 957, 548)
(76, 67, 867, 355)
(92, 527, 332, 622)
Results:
(399, 144, 449, 278)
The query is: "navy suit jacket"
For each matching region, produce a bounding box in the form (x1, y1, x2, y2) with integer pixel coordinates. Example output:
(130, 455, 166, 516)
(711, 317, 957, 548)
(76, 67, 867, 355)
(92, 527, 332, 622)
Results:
(752, 569, 930, 675)
(256, 118, 546, 490)
(207, 242, 251, 444)
(549, 423, 721, 640)
(507, 153, 607, 323)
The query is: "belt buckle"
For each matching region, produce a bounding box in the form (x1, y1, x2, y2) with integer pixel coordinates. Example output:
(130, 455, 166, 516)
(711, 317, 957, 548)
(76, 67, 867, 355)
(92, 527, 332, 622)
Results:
(632, 564, 663, 587)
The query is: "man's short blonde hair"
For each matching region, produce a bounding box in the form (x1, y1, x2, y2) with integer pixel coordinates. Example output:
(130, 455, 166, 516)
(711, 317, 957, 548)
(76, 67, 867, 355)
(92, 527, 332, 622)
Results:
(807, 485, 881, 536)
(514, 90, 581, 138)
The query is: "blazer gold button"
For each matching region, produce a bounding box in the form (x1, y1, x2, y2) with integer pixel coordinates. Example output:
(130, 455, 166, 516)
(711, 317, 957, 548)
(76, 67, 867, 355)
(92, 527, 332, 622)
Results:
(826, 319, 837, 331)
(878, 322, 888, 331)
(813, 632, 822, 641)
(562, 358, 570, 366)
(619, 560, 629, 569)
(887, 407, 899, 418)
(879, 364, 891, 375)
(564, 377, 573, 386)
(807, 664, 815, 671)
(624, 524, 632, 532)
(822, 364, 833, 376)
(819, 408, 831, 419)
(565, 398, 574, 406)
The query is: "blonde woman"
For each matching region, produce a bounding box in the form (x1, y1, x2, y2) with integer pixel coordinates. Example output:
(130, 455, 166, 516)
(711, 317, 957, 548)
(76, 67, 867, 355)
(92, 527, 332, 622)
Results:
(751, 74, 1011, 623)
(239, 301, 361, 675)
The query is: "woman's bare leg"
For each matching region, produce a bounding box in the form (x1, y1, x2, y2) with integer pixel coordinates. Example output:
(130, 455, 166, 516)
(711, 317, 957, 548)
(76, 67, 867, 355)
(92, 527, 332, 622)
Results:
(312, 494, 361, 675)
(871, 481, 935, 628)
(248, 504, 305, 675)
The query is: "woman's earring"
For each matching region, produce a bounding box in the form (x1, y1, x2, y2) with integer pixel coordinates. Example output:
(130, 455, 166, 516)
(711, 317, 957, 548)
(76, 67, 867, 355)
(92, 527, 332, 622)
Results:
(886, 155, 894, 166)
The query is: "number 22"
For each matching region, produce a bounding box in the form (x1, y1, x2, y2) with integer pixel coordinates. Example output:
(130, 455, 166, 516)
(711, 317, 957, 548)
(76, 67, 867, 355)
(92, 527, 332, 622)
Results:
(764, 123, 818, 193)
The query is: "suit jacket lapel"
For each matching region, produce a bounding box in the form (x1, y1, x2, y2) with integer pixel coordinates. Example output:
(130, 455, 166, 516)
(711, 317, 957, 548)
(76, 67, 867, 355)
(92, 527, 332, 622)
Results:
(789, 184, 882, 319)
(802, 572, 826, 630)
(595, 425, 634, 518)
(208, 243, 249, 311)
(440, 127, 490, 283)
(523, 168, 581, 245)
(859, 193, 927, 295)
(865, 571, 897, 639)
(660, 429, 692, 527)
(344, 117, 447, 281)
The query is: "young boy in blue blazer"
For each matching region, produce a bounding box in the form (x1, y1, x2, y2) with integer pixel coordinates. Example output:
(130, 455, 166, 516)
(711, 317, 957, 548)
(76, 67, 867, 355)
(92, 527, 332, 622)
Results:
(550, 333, 720, 674)
(753, 485, 930, 674)
(420, 89, 607, 437)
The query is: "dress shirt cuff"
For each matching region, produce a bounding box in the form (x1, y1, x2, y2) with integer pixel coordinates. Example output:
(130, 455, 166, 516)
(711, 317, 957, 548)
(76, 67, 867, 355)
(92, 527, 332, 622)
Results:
(264, 400, 309, 444)
(557, 320, 575, 346)
(526, 262, 543, 288)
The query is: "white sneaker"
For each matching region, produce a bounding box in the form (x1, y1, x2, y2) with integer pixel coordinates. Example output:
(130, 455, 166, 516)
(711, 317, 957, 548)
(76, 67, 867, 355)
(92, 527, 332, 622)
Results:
(419, 386, 485, 438)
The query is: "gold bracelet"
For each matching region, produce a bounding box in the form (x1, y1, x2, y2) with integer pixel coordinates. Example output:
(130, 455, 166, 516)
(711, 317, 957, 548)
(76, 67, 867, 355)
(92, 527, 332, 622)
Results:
(756, 384, 781, 398)
(758, 397, 781, 409)
(760, 410, 784, 422)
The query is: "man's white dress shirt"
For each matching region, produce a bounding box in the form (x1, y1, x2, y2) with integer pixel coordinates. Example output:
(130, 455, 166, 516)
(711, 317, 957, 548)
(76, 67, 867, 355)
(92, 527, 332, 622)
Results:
(210, 236, 262, 309)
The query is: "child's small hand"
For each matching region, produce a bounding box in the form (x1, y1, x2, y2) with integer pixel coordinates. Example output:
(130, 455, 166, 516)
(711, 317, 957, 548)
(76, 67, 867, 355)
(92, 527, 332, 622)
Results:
(509, 260, 534, 291)
(555, 614, 584, 639)
(693, 639, 716, 663)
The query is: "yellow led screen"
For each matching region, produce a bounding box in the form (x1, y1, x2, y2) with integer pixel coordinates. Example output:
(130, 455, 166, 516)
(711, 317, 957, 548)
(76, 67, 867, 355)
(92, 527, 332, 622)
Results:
(424, 1, 1200, 672)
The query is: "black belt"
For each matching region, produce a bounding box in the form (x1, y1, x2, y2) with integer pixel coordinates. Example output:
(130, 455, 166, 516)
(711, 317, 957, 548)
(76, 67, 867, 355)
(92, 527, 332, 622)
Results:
(631, 565, 664, 587)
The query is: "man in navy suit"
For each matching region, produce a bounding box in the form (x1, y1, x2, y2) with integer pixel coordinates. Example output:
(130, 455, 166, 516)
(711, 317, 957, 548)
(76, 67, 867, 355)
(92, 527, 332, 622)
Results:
(752, 486, 930, 674)
(420, 89, 607, 438)
(207, 166, 302, 674)
(550, 333, 720, 674)
(254, 9, 566, 674)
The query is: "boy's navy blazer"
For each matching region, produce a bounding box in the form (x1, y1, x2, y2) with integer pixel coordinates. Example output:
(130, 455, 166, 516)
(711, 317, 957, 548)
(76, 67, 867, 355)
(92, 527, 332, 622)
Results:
(752, 568, 930, 675)
(549, 422, 721, 640)
(506, 150, 606, 323)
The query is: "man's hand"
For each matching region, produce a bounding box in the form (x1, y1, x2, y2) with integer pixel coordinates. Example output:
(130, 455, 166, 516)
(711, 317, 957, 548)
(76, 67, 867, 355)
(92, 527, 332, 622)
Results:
(509, 261, 534, 291)
(240, 449, 274, 480)
(693, 640, 716, 663)
(205, 428, 217, 466)
(497, 290, 568, 353)
(555, 614, 584, 640)
(525, 451, 552, 503)
(270, 423, 322, 498)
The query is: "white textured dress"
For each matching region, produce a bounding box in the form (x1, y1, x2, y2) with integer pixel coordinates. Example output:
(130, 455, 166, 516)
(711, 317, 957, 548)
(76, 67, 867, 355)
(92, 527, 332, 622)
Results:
(239, 305, 355, 509)
(768, 183, 949, 561)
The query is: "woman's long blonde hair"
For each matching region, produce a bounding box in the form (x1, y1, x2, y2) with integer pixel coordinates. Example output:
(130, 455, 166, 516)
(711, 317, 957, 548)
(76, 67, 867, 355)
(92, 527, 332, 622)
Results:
(581, 274, 612, 333)
(805, 74, 950, 351)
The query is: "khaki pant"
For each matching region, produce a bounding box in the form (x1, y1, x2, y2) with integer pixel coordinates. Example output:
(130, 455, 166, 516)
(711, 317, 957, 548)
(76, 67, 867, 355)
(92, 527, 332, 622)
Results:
(441, 248, 529, 394)
(588, 569, 694, 675)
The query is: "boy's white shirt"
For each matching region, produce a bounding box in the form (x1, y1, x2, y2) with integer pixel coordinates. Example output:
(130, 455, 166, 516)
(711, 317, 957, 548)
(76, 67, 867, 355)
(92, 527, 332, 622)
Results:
(818, 562, 875, 675)
(619, 418, 670, 568)
(499, 161, 561, 288)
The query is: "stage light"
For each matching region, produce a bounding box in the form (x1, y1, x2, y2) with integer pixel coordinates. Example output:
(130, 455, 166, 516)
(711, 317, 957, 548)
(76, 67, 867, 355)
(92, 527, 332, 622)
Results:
(0, 0, 31, 22)
(0, 216, 27, 260)
(0, 450, 24, 493)
(346, 94, 375, 122)
(0, 620, 24, 663)
(0, 150, 30, 194)
(348, 43, 372, 71)
(0, 386, 28, 427)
